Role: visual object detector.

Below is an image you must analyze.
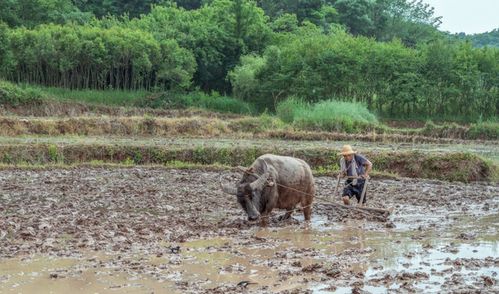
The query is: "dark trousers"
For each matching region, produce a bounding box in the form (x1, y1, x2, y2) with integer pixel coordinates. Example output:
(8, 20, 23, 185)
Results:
(342, 179, 367, 204)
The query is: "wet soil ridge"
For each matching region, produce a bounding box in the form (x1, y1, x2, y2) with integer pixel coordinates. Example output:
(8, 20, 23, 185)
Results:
(0, 144, 492, 182)
(0, 168, 498, 293)
(1, 115, 497, 143)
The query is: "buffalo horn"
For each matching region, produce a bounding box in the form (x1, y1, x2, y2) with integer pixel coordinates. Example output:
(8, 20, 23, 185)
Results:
(249, 160, 270, 191)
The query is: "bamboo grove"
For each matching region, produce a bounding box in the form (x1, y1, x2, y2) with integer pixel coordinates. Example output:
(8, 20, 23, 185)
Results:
(0, 0, 498, 119)
(0, 23, 196, 90)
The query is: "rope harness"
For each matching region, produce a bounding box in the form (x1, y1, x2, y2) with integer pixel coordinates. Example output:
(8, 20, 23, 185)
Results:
(233, 168, 362, 221)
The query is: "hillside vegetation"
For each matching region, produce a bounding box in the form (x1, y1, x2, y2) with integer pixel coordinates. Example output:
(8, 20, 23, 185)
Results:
(1, 81, 498, 141)
(0, 0, 497, 122)
(454, 29, 499, 48)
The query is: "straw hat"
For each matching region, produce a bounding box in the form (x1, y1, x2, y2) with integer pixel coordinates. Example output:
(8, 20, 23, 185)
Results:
(338, 144, 356, 156)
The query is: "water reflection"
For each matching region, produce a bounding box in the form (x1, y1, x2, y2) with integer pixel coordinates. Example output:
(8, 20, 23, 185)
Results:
(1, 212, 497, 293)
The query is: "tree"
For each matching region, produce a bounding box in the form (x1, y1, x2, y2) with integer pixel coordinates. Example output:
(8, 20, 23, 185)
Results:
(0, 0, 91, 28)
(270, 13, 300, 33)
(174, 0, 204, 10)
(372, 0, 442, 45)
(2, 23, 196, 90)
(333, 0, 374, 36)
(228, 54, 265, 101)
(129, 1, 270, 92)
(257, 0, 339, 30)
(74, 0, 162, 18)
(454, 29, 499, 48)
(0, 22, 9, 66)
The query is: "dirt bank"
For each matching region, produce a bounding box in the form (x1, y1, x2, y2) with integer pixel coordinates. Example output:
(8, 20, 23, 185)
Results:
(0, 100, 243, 119)
(1, 115, 498, 144)
(0, 168, 497, 293)
(0, 138, 494, 181)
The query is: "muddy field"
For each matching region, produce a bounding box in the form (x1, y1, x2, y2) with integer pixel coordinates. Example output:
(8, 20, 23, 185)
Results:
(0, 167, 498, 293)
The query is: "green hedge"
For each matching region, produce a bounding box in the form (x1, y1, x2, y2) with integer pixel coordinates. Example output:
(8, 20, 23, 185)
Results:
(0, 80, 44, 106)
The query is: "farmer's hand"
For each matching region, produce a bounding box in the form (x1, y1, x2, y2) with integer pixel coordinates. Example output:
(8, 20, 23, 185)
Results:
(361, 174, 370, 179)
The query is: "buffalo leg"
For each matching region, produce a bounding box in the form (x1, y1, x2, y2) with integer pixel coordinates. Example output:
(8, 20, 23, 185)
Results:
(303, 206, 312, 221)
(302, 185, 315, 221)
(302, 197, 313, 221)
(301, 199, 312, 221)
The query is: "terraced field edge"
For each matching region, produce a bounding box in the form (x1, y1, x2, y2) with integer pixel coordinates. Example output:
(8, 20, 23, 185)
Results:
(0, 144, 493, 182)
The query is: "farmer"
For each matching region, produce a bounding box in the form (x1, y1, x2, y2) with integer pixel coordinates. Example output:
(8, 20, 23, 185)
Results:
(339, 145, 372, 206)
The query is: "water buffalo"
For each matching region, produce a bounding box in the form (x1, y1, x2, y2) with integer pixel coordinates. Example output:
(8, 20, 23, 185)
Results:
(220, 154, 315, 225)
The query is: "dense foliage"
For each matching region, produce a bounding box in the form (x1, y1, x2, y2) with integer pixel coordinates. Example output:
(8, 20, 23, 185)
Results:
(454, 29, 499, 48)
(0, 0, 91, 27)
(0, 0, 497, 120)
(231, 31, 499, 119)
(0, 79, 44, 106)
(1, 23, 196, 90)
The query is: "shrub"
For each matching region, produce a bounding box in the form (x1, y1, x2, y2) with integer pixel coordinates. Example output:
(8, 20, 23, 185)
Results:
(467, 121, 499, 140)
(277, 98, 378, 132)
(276, 97, 305, 123)
(0, 80, 44, 106)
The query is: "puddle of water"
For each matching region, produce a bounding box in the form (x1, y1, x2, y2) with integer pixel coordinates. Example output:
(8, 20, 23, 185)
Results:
(1, 212, 497, 293)
(315, 285, 400, 294)
(306, 212, 499, 293)
(0, 255, 176, 293)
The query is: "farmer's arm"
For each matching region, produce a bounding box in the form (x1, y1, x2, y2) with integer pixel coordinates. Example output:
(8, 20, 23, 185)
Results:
(339, 158, 347, 178)
(363, 159, 372, 178)
(356, 154, 372, 178)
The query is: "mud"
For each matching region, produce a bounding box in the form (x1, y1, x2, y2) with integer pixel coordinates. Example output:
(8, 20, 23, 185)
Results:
(0, 168, 498, 293)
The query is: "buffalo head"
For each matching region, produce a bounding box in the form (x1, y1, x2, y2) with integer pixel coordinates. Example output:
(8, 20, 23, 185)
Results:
(220, 161, 274, 221)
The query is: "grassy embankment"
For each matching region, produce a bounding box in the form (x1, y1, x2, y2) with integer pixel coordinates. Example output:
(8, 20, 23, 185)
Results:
(1, 81, 498, 141)
(2, 115, 498, 144)
(2, 81, 255, 115)
(1, 80, 498, 182)
(0, 136, 496, 182)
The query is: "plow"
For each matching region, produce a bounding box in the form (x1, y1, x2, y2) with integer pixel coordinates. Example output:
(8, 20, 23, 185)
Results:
(325, 173, 393, 222)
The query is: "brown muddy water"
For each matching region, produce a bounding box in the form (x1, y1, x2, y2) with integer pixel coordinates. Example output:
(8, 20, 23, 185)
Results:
(0, 168, 498, 293)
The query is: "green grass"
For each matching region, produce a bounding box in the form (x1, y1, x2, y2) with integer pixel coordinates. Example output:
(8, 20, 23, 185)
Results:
(180, 92, 255, 115)
(277, 98, 379, 132)
(36, 86, 150, 106)
(5, 81, 254, 115)
(468, 121, 499, 140)
(0, 80, 45, 106)
(2, 81, 498, 140)
(137, 91, 255, 115)
(0, 140, 493, 181)
(378, 113, 478, 124)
